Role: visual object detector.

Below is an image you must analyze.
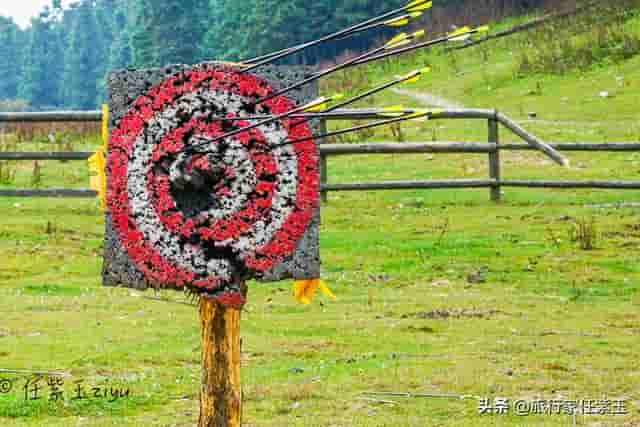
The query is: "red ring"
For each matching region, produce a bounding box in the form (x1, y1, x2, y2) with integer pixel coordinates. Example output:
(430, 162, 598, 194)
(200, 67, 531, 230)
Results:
(108, 64, 318, 288)
(147, 118, 277, 242)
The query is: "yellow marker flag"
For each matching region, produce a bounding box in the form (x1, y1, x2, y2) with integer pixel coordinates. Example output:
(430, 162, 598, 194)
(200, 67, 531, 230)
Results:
(101, 104, 109, 149)
(88, 150, 106, 210)
(89, 104, 109, 210)
(293, 279, 336, 305)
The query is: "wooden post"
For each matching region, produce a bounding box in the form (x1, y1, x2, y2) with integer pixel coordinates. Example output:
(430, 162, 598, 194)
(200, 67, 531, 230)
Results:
(319, 118, 328, 203)
(320, 154, 328, 204)
(198, 296, 242, 427)
(488, 116, 501, 202)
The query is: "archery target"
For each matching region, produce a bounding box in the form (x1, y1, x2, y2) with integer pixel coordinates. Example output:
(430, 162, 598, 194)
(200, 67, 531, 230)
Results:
(105, 64, 319, 304)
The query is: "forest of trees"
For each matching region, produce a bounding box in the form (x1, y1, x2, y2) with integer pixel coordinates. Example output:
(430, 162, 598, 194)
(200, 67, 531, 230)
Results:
(0, 0, 547, 110)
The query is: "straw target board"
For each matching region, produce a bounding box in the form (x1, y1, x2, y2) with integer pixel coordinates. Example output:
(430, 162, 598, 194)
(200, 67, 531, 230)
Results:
(102, 63, 321, 307)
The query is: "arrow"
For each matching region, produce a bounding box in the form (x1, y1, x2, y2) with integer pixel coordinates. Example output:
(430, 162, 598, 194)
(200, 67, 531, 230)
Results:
(333, 11, 425, 40)
(184, 67, 433, 155)
(301, 66, 431, 117)
(240, 0, 433, 72)
(255, 29, 427, 105)
(268, 108, 439, 150)
(347, 24, 490, 68)
(244, 11, 425, 65)
(197, 67, 431, 125)
(184, 94, 344, 154)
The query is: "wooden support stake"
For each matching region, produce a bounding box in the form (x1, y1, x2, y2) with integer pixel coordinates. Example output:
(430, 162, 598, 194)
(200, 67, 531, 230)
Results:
(199, 296, 242, 427)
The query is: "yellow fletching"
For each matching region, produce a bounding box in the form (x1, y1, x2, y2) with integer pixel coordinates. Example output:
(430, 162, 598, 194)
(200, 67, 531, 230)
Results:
(385, 32, 408, 47)
(405, 0, 425, 8)
(475, 25, 490, 33)
(405, 0, 432, 12)
(385, 10, 423, 27)
(301, 94, 341, 112)
(385, 17, 410, 27)
(401, 66, 430, 84)
(448, 26, 471, 38)
(301, 97, 328, 112)
(386, 40, 411, 50)
(304, 103, 328, 112)
(411, 29, 426, 39)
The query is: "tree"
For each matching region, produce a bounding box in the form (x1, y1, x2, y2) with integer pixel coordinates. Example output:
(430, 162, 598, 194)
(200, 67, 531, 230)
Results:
(62, 2, 102, 108)
(19, 8, 63, 108)
(108, 5, 134, 70)
(0, 17, 23, 99)
(94, 0, 118, 105)
(131, 0, 159, 67)
(132, 0, 209, 67)
(156, 0, 209, 65)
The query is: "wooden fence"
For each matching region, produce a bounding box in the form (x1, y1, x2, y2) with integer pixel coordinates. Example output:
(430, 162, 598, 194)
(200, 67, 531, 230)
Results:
(1, 108, 639, 202)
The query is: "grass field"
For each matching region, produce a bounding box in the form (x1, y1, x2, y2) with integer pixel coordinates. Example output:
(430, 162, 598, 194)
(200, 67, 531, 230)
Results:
(1, 7, 640, 427)
(1, 160, 639, 426)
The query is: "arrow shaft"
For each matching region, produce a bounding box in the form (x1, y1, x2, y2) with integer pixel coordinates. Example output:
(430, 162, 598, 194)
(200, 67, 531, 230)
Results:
(284, 74, 416, 133)
(257, 44, 388, 105)
(348, 35, 448, 67)
(241, 0, 431, 72)
(346, 29, 484, 68)
(272, 111, 428, 150)
(243, 20, 387, 64)
(184, 99, 321, 154)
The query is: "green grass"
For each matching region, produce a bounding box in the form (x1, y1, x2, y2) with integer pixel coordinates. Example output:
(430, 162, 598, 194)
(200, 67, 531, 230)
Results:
(1, 8, 640, 426)
(1, 180, 639, 427)
(322, 6, 640, 145)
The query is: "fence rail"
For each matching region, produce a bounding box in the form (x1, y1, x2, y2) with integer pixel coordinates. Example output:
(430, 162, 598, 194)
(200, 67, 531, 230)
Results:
(1, 109, 639, 201)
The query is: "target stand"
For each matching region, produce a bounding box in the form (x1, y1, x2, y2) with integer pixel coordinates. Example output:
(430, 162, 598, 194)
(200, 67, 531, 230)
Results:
(102, 63, 321, 426)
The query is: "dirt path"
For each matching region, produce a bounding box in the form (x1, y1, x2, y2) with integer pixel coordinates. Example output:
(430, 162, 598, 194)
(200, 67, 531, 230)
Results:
(391, 88, 464, 109)
(391, 89, 633, 127)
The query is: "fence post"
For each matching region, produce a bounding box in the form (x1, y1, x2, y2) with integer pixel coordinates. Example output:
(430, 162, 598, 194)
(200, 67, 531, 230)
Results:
(319, 119, 328, 203)
(488, 113, 501, 202)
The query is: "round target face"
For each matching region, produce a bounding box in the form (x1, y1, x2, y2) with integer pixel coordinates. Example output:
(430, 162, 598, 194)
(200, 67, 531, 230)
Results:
(107, 64, 319, 306)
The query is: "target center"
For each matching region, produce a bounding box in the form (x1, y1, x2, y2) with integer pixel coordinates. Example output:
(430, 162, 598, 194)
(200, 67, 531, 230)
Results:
(169, 147, 234, 218)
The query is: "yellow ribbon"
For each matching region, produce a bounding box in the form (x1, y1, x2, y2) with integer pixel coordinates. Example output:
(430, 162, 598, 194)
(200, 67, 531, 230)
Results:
(293, 279, 336, 305)
(88, 104, 109, 210)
